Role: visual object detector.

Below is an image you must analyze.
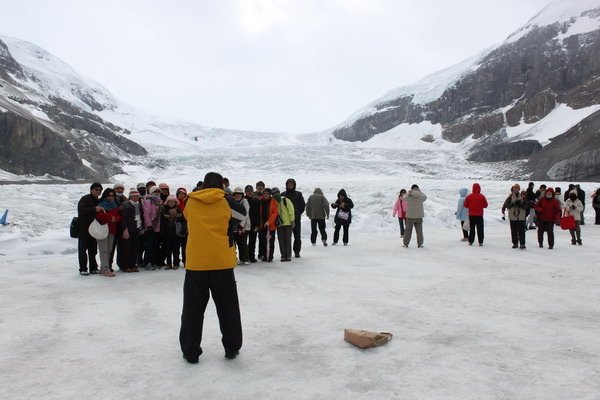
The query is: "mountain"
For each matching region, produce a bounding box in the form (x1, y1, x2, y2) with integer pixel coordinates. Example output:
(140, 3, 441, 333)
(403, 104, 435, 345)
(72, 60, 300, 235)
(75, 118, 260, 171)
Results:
(331, 0, 600, 181)
(0, 36, 288, 181)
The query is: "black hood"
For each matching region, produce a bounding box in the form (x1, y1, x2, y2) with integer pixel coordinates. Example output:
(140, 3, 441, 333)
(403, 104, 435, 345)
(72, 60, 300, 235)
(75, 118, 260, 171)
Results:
(285, 178, 297, 192)
(337, 189, 348, 199)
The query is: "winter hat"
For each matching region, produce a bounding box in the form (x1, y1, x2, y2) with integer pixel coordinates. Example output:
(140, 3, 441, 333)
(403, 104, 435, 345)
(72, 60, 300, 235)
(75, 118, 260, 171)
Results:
(158, 183, 169, 190)
(176, 187, 187, 196)
(263, 188, 272, 195)
(113, 182, 125, 190)
(256, 181, 265, 188)
(271, 187, 280, 195)
(129, 188, 140, 197)
(149, 185, 160, 195)
(233, 187, 244, 194)
(164, 195, 179, 205)
(136, 182, 146, 189)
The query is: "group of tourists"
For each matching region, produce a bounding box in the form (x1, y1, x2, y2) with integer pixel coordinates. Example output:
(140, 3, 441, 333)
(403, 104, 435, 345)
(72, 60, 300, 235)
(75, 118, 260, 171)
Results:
(76, 177, 355, 277)
(391, 181, 598, 251)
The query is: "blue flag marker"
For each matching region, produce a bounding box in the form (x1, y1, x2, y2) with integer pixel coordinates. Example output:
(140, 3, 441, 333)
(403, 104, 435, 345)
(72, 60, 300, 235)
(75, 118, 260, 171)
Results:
(0, 209, 8, 225)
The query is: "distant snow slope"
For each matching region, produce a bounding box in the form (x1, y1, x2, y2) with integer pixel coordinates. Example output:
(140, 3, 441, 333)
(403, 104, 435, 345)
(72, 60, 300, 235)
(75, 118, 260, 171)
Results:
(506, 0, 600, 43)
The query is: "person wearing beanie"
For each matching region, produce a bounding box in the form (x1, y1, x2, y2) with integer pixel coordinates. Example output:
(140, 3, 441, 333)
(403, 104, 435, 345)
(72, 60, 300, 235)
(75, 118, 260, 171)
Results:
(136, 182, 147, 197)
(564, 191, 584, 245)
(283, 178, 305, 258)
(534, 187, 561, 249)
(142, 186, 163, 269)
(255, 181, 265, 196)
(463, 183, 488, 246)
(119, 188, 144, 272)
(179, 172, 246, 363)
(258, 188, 278, 262)
(158, 183, 170, 202)
(331, 188, 354, 246)
(76, 183, 104, 275)
(502, 184, 529, 249)
(244, 185, 260, 262)
(162, 195, 184, 269)
(146, 181, 157, 195)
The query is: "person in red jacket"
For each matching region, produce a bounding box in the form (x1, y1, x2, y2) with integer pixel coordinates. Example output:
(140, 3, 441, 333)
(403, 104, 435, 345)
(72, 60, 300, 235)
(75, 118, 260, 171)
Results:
(535, 187, 561, 249)
(258, 188, 278, 262)
(463, 183, 488, 246)
(95, 188, 123, 277)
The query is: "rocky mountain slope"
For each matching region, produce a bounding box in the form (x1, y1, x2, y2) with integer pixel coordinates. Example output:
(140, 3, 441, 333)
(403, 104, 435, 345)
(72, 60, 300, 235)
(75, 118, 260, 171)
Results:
(332, 0, 600, 181)
(0, 37, 148, 180)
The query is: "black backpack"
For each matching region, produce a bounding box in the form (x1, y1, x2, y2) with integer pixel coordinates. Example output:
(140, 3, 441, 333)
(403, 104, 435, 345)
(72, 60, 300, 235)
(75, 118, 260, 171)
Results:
(69, 217, 79, 238)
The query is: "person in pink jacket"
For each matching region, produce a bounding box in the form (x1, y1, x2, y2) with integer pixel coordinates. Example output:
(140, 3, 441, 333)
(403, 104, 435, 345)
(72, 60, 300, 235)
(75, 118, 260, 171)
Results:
(392, 189, 408, 236)
(142, 185, 163, 269)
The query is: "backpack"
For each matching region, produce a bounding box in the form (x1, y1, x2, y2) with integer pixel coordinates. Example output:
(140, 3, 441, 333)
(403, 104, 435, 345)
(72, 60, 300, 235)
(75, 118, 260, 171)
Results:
(69, 217, 79, 238)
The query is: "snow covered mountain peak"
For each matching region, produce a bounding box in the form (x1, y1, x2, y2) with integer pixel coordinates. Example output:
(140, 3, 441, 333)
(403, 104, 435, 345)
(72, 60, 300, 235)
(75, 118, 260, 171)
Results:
(0, 35, 117, 112)
(506, 0, 600, 43)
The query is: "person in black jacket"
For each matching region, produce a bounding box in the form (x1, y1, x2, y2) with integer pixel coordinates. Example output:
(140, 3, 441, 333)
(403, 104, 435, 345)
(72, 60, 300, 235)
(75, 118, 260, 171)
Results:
(244, 185, 260, 263)
(331, 189, 354, 246)
(77, 182, 104, 275)
(120, 188, 145, 272)
(576, 184, 586, 225)
(525, 182, 537, 229)
(283, 178, 306, 258)
(593, 188, 600, 225)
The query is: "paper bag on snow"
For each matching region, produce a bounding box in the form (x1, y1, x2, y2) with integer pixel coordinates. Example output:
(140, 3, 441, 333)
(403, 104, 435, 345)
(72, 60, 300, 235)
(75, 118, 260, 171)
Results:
(344, 329, 393, 349)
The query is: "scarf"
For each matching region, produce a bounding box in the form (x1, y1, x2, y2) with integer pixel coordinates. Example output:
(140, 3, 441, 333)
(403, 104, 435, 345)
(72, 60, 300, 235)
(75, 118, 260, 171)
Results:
(99, 199, 118, 211)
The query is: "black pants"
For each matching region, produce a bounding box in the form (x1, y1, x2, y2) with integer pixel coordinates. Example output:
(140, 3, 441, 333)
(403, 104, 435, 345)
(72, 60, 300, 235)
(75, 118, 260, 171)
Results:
(398, 218, 405, 236)
(595, 208, 600, 225)
(333, 223, 349, 244)
(509, 220, 526, 247)
(468, 216, 484, 244)
(120, 229, 140, 269)
(137, 231, 146, 267)
(235, 232, 249, 263)
(109, 227, 123, 269)
(310, 219, 327, 243)
(179, 269, 242, 358)
(460, 220, 468, 239)
(180, 236, 187, 266)
(144, 230, 159, 266)
(78, 230, 98, 272)
(537, 220, 555, 248)
(277, 225, 293, 259)
(258, 228, 276, 261)
(292, 218, 302, 256)
(164, 234, 181, 266)
(247, 229, 258, 261)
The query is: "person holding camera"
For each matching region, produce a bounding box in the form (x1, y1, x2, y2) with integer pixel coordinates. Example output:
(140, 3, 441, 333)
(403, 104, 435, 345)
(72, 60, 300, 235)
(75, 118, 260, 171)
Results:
(502, 184, 529, 249)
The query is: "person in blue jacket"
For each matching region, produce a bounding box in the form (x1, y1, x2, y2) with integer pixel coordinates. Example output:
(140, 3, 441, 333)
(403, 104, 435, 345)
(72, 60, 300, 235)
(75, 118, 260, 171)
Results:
(456, 187, 469, 241)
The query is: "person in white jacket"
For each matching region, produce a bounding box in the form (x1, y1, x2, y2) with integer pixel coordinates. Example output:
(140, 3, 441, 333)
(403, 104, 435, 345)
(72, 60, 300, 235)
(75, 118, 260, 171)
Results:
(233, 187, 251, 264)
(564, 191, 584, 245)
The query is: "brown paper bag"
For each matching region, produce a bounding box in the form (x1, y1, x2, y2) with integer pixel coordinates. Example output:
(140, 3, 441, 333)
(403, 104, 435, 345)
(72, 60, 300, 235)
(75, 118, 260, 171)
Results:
(344, 329, 393, 349)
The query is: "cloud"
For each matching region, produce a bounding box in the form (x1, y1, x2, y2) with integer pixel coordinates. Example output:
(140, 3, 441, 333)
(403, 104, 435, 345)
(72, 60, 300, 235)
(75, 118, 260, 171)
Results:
(237, 0, 290, 34)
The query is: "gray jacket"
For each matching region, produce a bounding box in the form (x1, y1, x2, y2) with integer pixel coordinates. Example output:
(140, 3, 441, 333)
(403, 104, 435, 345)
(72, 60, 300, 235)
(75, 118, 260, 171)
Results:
(305, 188, 330, 220)
(405, 189, 427, 219)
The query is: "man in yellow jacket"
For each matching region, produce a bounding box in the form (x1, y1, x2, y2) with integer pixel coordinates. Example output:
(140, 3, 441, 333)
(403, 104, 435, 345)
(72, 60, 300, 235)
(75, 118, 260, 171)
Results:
(179, 172, 246, 363)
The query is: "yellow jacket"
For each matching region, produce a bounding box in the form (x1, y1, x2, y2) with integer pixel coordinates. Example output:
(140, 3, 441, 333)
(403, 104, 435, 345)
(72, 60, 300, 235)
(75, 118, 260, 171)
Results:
(183, 188, 237, 271)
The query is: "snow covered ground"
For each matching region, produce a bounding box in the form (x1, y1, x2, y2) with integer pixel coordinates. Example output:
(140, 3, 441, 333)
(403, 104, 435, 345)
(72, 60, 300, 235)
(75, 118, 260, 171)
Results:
(1, 170, 599, 399)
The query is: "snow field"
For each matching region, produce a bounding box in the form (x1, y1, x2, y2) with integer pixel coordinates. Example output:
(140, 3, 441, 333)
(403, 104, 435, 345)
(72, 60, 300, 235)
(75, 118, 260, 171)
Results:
(1, 177, 599, 399)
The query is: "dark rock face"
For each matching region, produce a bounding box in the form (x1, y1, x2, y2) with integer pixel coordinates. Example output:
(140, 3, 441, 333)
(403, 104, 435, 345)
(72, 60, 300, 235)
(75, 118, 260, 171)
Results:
(0, 40, 24, 83)
(527, 110, 600, 181)
(469, 140, 542, 162)
(0, 111, 96, 179)
(331, 11, 600, 179)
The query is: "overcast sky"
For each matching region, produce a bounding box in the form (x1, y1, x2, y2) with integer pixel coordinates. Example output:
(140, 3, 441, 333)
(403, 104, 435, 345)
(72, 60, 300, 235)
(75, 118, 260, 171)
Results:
(0, 0, 550, 133)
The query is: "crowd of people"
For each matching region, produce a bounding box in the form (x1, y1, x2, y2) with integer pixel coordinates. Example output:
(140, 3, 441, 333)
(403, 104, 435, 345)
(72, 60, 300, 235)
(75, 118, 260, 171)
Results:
(391, 182, 598, 251)
(76, 179, 599, 277)
(75, 177, 355, 276)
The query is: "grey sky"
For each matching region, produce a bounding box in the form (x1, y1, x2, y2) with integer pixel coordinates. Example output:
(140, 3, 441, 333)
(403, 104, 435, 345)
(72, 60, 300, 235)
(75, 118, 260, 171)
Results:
(0, 0, 550, 133)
